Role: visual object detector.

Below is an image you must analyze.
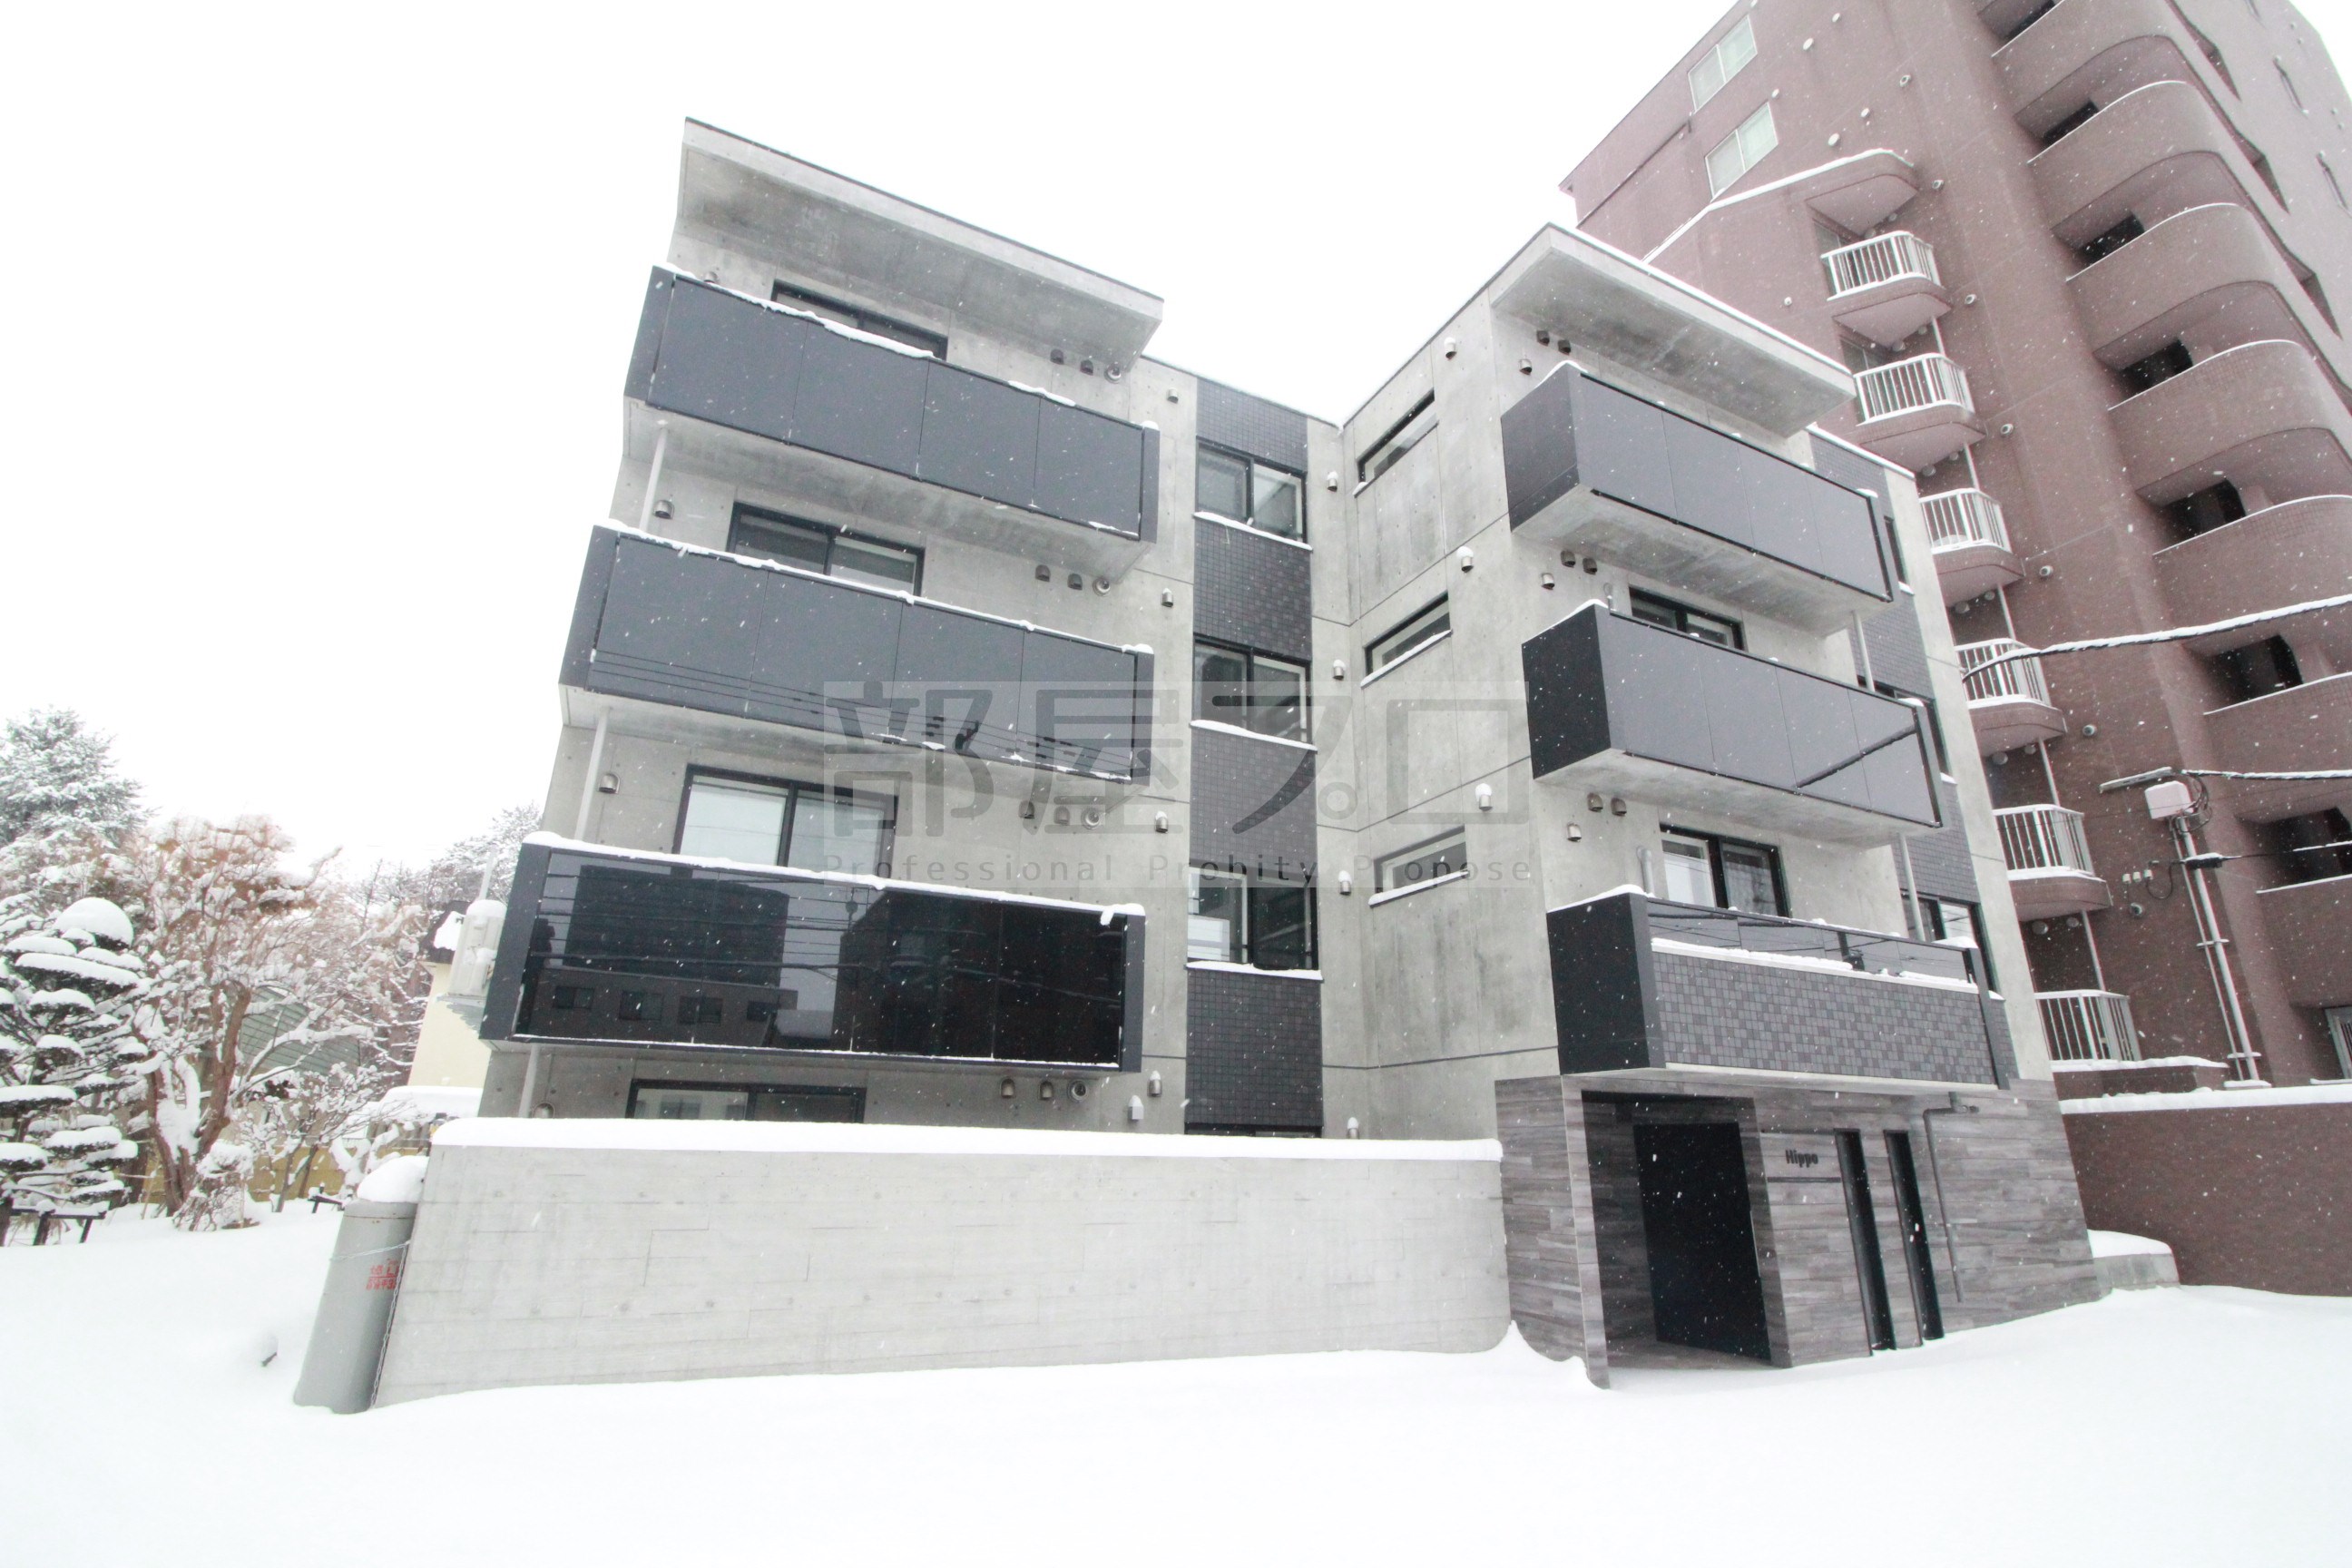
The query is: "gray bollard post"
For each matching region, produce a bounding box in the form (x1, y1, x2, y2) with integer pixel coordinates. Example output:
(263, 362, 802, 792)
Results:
(292, 1192, 419, 1413)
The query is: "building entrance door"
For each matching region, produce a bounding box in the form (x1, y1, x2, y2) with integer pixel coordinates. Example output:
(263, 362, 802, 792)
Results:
(1885, 1132, 1944, 1340)
(1633, 1122, 1770, 1360)
(1838, 1131, 1896, 1351)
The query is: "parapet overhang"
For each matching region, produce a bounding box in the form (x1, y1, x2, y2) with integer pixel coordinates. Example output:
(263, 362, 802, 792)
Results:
(675, 120, 1164, 365)
(1492, 227, 1856, 436)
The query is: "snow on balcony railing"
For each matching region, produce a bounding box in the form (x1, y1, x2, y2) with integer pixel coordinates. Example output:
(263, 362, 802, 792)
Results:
(1824, 231, 1941, 298)
(1996, 804, 2098, 876)
(2038, 990, 2141, 1063)
(1958, 639, 2054, 707)
(1921, 487, 2013, 554)
(1856, 353, 1975, 422)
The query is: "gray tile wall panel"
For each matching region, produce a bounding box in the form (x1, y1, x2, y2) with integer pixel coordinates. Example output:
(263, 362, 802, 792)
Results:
(1188, 722, 1319, 877)
(1194, 519, 1314, 662)
(1901, 779, 1982, 904)
(1651, 951, 2002, 1084)
(1197, 379, 1312, 474)
(1183, 967, 1324, 1130)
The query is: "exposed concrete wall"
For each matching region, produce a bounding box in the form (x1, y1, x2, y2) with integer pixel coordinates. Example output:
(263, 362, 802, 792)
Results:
(373, 1122, 1508, 1404)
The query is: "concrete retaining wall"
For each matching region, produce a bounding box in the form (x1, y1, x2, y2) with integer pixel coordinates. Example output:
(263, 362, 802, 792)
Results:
(2063, 1086, 2352, 1295)
(372, 1121, 1509, 1405)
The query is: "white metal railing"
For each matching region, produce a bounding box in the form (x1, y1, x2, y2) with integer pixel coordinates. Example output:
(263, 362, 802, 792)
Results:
(1995, 804, 2097, 876)
(1824, 231, 1941, 298)
(1855, 353, 1975, 422)
(1958, 639, 2054, 706)
(2038, 990, 2141, 1063)
(1921, 487, 2013, 554)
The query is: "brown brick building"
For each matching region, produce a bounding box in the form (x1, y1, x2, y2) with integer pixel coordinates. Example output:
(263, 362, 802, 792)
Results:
(1567, 0, 2352, 1083)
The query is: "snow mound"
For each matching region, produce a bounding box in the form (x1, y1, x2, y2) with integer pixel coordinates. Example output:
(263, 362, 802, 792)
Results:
(2089, 1230, 2175, 1259)
(356, 1155, 429, 1204)
(53, 898, 132, 947)
(372, 1085, 481, 1123)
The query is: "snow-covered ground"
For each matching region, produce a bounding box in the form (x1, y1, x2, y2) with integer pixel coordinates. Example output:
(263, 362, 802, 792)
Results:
(5, 1211, 2347, 1566)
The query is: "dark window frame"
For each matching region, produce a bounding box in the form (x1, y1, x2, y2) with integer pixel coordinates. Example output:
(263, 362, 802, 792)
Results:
(1630, 588, 1745, 650)
(1874, 681, 1952, 775)
(1356, 392, 1437, 485)
(1365, 595, 1453, 674)
(728, 503, 925, 595)
(1192, 638, 1310, 742)
(1187, 864, 1319, 972)
(1373, 828, 1468, 896)
(1194, 441, 1308, 542)
(770, 279, 947, 359)
(625, 1080, 868, 1122)
(1924, 898, 1995, 990)
(672, 766, 899, 875)
(1658, 826, 1789, 917)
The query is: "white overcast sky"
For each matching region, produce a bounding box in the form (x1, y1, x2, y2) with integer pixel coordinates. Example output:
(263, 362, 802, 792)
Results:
(6, 0, 2350, 873)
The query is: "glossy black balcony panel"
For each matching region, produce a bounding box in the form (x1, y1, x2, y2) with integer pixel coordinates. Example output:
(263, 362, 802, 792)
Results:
(626, 270, 1159, 546)
(1502, 366, 1890, 633)
(481, 843, 1143, 1073)
(1522, 605, 1939, 846)
(566, 528, 1153, 779)
(1547, 891, 2003, 1085)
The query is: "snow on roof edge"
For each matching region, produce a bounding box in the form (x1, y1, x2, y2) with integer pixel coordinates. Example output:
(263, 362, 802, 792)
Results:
(434, 1117, 1498, 1163)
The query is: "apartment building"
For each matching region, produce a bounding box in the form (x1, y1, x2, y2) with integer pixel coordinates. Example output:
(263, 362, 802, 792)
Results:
(459, 121, 2093, 1368)
(1564, 0, 2352, 1083)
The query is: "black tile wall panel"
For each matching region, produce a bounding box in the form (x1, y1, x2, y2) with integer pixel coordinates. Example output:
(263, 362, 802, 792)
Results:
(1197, 379, 1312, 474)
(1188, 722, 1318, 877)
(1194, 519, 1313, 661)
(1184, 966, 1323, 1130)
(1651, 951, 2001, 1084)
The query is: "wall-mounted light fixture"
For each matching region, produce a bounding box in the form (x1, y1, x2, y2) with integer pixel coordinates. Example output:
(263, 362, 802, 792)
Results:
(1154, 811, 1171, 833)
(1331, 659, 1347, 681)
(1337, 869, 1354, 895)
(1128, 1095, 1144, 1123)
(1443, 337, 1458, 358)
(651, 499, 673, 521)
(597, 773, 618, 795)
(1457, 546, 1475, 572)
(1566, 823, 1583, 842)
(1161, 588, 1176, 607)
(1148, 1071, 1162, 1097)
(1476, 783, 1494, 811)
(1035, 564, 1053, 582)
(1345, 1117, 1361, 1139)
(1541, 572, 1555, 590)
(1325, 471, 1340, 491)
(1609, 797, 1628, 816)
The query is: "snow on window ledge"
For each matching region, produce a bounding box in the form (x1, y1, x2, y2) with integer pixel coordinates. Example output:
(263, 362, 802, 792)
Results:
(1188, 719, 1317, 753)
(1367, 869, 1470, 907)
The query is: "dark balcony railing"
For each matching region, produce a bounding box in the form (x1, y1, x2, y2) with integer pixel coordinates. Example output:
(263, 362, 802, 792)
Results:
(1522, 604, 1941, 842)
(482, 842, 1144, 1072)
(564, 527, 1154, 779)
(627, 270, 1159, 540)
(1548, 889, 2004, 1085)
(1501, 365, 1889, 630)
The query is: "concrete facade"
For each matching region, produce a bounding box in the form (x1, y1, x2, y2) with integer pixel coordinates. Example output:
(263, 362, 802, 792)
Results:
(1564, 0, 2352, 1084)
(373, 1121, 1507, 1403)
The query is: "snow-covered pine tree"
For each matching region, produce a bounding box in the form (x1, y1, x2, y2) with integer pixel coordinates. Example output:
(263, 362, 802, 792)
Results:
(0, 709, 143, 849)
(389, 802, 542, 910)
(0, 895, 146, 1232)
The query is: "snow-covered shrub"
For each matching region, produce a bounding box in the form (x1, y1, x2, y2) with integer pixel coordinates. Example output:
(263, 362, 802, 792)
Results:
(0, 896, 146, 1227)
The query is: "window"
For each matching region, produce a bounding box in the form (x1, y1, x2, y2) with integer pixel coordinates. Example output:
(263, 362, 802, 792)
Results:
(674, 770, 895, 877)
(1658, 828, 1787, 916)
(771, 280, 946, 358)
(1924, 899, 1994, 988)
(730, 505, 922, 593)
(1196, 446, 1306, 540)
(1366, 596, 1452, 675)
(1689, 16, 1759, 111)
(1193, 641, 1308, 741)
(1704, 102, 1778, 196)
(1187, 867, 1317, 970)
(1630, 589, 1743, 650)
(1375, 829, 1466, 896)
(627, 1082, 866, 1122)
(1875, 682, 1950, 774)
(1357, 392, 1437, 484)
(2210, 636, 2304, 704)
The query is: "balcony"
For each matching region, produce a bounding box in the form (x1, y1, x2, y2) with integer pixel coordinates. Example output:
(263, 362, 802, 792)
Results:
(2152, 497, 2352, 670)
(1957, 640, 2066, 754)
(1996, 0, 2240, 141)
(1852, 354, 1984, 470)
(2070, 203, 2348, 389)
(1521, 604, 1941, 847)
(480, 840, 1145, 1072)
(2256, 875, 2352, 1007)
(2037, 990, 2141, 1063)
(2110, 339, 2352, 507)
(2204, 674, 2352, 823)
(1823, 232, 1950, 349)
(1977, 0, 2058, 43)
(1500, 365, 1890, 633)
(1922, 487, 2025, 604)
(624, 270, 1160, 576)
(1546, 890, 2003, 1086)
(561, 526, 1154, 781)
(2027, 81, 2287, 251)
(1995, 805, 2112, 920)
